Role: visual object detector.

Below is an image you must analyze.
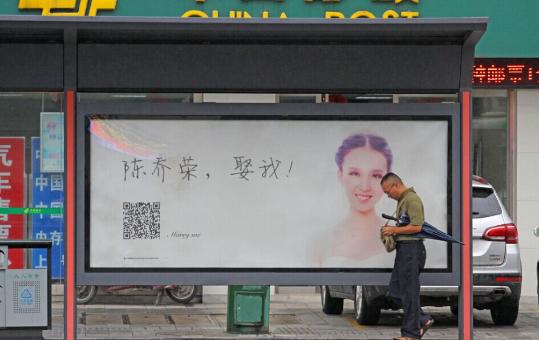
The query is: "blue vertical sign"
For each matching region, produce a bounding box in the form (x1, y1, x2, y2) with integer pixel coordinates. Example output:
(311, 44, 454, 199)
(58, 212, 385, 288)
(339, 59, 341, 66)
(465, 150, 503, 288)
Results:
(31, 137, 64, 279)
(40, 112, 64, 173)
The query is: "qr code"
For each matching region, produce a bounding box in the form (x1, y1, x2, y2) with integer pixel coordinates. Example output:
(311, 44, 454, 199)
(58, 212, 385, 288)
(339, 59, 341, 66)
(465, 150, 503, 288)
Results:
(123, 202, 161, 239)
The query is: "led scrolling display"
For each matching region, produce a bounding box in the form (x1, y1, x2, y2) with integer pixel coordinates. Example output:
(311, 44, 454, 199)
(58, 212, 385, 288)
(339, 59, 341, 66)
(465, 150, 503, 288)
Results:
(473, 59, 539, 87)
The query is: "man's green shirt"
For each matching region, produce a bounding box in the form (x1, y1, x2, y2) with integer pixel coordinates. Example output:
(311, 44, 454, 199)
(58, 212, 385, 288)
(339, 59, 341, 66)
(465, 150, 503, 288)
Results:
(396, 187, 424, 241)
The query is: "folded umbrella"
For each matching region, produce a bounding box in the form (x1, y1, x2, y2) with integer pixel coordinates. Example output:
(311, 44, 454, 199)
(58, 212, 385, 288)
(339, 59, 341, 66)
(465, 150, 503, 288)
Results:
(382, 213, 464, 245)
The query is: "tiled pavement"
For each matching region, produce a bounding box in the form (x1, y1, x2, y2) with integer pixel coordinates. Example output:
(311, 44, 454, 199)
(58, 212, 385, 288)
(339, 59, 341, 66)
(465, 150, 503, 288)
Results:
(42, 295, 539, 339)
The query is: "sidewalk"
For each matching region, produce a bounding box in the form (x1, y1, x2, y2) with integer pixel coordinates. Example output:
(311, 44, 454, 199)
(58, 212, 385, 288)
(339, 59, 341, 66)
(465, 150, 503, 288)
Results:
(44, 294, 539, 339)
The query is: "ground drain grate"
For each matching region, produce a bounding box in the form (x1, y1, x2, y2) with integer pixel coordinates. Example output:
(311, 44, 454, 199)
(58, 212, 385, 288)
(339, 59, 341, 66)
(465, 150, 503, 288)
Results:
(85, 325, 131, 331)
(275, 326, 361, 336)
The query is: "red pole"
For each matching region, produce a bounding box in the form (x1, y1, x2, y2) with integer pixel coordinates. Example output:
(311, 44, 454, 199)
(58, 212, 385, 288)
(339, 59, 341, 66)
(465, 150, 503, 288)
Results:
(65, 90, 76, 340)
(460, 90, 473, 340)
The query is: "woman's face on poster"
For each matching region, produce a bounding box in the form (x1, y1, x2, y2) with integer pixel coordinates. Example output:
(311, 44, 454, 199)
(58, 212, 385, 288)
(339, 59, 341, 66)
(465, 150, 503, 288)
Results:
(338, 146, 388, 213)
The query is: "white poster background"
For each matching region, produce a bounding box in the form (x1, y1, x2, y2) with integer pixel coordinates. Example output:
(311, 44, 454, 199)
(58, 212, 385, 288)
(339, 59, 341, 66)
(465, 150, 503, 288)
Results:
(89, 118, 448, 269)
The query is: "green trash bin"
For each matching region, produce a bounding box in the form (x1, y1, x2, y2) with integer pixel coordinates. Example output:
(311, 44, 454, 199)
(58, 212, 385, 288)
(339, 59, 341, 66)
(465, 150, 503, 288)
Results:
(227, 285, 270, 334)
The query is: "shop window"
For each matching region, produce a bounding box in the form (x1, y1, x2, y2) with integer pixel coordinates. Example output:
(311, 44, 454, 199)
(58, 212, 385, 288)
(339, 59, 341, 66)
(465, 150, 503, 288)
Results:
(472, 89, 509, 208)
(0, 92, 65, 282)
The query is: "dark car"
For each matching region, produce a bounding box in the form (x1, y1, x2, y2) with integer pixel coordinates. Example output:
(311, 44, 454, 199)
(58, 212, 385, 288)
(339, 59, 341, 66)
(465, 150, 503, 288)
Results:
(321, 176, 522, 326)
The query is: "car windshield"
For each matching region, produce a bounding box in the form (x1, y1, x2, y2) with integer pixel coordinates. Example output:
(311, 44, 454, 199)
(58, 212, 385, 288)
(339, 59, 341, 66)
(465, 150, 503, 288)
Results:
(472, 187, 502, 218)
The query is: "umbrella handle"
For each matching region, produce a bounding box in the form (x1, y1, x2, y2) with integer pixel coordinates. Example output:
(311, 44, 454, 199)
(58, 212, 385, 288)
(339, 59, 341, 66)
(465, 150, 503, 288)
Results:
(381, 213, 399, 222)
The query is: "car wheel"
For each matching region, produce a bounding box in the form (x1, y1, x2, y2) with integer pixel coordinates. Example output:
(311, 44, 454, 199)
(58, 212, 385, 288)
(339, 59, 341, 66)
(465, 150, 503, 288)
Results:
(490, 298, 519, 325)
(76, 285, 97, 304)
(354, 286, 381, 325)
(450, 305, 458, 317)
(320, 285, 343, 315)
(165, 285, 197, 304)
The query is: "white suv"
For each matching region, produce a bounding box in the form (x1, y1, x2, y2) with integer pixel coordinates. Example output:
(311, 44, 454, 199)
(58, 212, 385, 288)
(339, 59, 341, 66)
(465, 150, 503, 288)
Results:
(321, 176, 522, 326)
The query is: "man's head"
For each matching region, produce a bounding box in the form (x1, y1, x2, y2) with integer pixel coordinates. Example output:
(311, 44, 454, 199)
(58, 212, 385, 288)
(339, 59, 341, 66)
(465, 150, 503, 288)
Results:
(380, 172, 406, 200)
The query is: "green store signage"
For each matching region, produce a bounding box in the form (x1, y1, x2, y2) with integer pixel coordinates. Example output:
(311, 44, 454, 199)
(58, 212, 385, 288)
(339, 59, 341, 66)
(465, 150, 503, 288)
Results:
(0, 207, 63, 215)
(2, 0, 539, 57)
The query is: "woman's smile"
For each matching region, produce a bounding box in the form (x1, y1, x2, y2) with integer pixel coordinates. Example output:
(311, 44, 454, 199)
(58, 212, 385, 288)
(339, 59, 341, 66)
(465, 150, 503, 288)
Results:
(354, 193, 373, 202)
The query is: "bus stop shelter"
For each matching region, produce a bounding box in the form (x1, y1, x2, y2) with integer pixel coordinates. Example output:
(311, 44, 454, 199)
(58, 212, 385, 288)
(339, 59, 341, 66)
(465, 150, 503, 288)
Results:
(0, 16, 486, 339)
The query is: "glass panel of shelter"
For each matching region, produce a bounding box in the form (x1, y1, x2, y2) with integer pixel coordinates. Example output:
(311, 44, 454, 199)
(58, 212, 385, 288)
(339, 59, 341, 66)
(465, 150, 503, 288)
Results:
(0, 92, 65, 292)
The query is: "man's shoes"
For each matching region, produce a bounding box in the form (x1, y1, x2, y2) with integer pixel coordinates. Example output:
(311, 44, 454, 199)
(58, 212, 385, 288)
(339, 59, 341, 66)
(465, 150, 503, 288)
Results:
(420, 318, 434, 337)
(392, 318, 433, 340)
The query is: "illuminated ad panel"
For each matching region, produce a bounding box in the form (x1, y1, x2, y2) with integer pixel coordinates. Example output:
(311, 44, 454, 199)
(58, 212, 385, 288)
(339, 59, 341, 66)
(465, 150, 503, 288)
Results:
(87, 113, 450, 271)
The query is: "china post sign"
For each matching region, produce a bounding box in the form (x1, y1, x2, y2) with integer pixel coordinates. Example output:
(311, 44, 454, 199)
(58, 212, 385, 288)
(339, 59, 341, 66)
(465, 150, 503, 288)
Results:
(31, 137, 64, 279)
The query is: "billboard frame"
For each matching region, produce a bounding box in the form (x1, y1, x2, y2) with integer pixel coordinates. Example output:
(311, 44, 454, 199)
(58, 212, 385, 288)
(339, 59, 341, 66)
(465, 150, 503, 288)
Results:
(76, 102, 460, 286)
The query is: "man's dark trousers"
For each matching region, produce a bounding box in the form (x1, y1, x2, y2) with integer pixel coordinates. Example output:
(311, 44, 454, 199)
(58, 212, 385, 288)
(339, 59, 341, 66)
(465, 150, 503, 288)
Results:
(388, 240, 429, 339)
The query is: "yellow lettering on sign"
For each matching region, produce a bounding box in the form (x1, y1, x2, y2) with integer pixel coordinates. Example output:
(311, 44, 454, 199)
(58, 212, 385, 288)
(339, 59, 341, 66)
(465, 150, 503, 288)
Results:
(324, 9, 420, 19)
(229, 11, 252, 19)
(382, 10, 399, 18)
(18, 0, 116, 16)
(350, 10, 376, 19)
(374, 0, 419, 3)
(400, 11, 419, 18)
(181, 9, 290, 19)
(395, 0, 419, 4)
(325, 11, 345, 19)
(19, 0, 77, 15)
(181, 10, 209, 18)
(48, 0, 86, 16)
(18, 0, 75, 9)
(27, 0, 79, 7)
(89, 0, 116, 16)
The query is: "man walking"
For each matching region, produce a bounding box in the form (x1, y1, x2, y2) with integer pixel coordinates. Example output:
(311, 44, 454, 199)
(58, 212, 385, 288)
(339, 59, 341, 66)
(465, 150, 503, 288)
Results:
(381, 173, 434, 340)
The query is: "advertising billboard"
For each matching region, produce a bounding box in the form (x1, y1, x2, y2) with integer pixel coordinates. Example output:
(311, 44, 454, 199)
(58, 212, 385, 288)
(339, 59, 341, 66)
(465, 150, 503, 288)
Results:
(87, 110, 451, 272)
